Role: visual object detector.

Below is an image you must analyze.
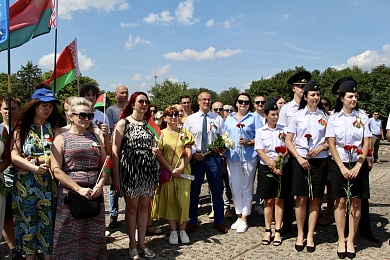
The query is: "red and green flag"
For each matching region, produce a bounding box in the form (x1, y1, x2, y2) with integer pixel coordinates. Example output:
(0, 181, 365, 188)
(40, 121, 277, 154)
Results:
(147, 117, 162, 141)
(94, 93, 106, 108)
(0, 0, 53, 52)
(45, 38, 80, 92)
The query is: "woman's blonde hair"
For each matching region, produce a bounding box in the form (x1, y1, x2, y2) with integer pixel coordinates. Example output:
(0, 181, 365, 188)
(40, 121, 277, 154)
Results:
(66, 97, 93, 117)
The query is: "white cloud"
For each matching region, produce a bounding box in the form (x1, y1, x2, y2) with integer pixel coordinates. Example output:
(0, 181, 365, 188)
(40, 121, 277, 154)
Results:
(131, 73, 142, 81)
(125, 35, 151, 49)
(164, 47, 242, 61)
(222, 15, 244, 29)
(137, 82, 148, 89)
(283, 41, 327, 56)
(175, 0, 200, 25)
(120, 22, 138, 28)
(38, 51, 95, 71)
(143, 10, 175, 25)
(156, 65, 171, 75)
(205, 19, 214, 27)
(332, 44, 390, 70)
(59, 0, 130, 19)
(167, 77, 179, 83)
(143, 0, 199, 26)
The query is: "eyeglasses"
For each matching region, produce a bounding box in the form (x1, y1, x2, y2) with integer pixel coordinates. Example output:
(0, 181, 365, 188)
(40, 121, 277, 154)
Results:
(255, 100, 266, 105)
(237, 100, 250, 105)
(373, 113, 379, 116)
(224, 109, 233, 113)
(166, 113, 179, 118)
(322, 103, 329, 107)
(213, 108, 224, 112)
(137, 99, 150, 105)
(72, 112, 94, 120)
(200, 98, 211, 102)
(150, 109, 156, 113)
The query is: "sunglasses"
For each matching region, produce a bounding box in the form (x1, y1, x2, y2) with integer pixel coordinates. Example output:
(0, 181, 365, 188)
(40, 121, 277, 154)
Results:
(237, 100, 250, 105)
(213, 108, 224, 112)
(137, 99, 150, 105)
(322, 102, 329, 107)
(255, 100, 266, 105)
(181, 101, 190, 105)
(224, 109, 233, 113)
(150, 109, 156, 113)
(166, 113, 179, 118)
(72, 112, 94, 120)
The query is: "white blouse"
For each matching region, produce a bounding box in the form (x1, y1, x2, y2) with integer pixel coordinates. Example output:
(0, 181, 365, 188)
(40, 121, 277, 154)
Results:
(255, 124, 289, 165)
(325, 109, 372, 162)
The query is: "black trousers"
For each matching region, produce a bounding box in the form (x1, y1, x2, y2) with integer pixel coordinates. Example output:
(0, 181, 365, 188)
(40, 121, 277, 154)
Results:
(281, 160, 294, 232)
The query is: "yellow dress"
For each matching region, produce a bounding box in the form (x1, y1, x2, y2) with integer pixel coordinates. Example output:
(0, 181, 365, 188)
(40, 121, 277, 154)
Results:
(152, 128, 194, 224)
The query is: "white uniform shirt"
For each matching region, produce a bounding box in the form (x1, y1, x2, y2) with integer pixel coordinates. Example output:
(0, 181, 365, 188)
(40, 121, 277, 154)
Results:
(325, 110, 372, 162)
(278, 100, 299, 128)
(286, 107, 329, 159)
(255, 124, 288, 165)
(183, 110, 225, 154)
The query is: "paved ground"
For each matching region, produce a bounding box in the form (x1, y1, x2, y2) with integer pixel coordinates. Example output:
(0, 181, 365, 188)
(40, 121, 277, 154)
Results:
(1, 145, 389, 259)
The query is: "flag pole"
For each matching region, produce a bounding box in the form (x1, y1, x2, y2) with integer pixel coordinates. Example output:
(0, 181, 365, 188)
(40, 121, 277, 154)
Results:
(6, 0, 12, 130)
(53, 27, 58, 92)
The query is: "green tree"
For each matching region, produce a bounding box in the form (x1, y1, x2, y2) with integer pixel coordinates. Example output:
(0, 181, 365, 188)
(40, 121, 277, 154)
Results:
(148, 79, 189, 110)
(14, 61, 44, 105)
(218, 87, 240, 106)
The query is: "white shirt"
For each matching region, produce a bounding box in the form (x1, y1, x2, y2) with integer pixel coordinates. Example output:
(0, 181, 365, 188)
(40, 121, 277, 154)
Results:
(183, 110, 225, 154)
(254, 111, 266, 125)
(325, 110, 372, 162)
(255, 124, 288, 165)
(386, 113, 390, 129)
(278, 99, 299, 128)
(287, 107, 329, 159)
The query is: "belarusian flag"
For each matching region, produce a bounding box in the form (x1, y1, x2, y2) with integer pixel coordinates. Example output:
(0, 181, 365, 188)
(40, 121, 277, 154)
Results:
(147, 117, 162, 141)
(0, 0, 53, 52)
(94, 94, 106, 108)
(45, 38, 80, 92)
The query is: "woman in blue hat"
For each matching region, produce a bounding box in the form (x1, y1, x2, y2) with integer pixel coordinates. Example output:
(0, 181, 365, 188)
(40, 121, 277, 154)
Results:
(325, 77, 371, 259)
(11, 86, 60, 260)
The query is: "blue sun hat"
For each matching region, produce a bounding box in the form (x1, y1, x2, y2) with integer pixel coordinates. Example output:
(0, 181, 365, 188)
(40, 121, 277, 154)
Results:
(31, 88, 60, 103)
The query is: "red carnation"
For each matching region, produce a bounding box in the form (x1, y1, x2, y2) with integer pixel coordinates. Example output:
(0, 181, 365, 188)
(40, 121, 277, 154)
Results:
(356, 149, 363, 155)
(275, 146, 281, 153)
(368, 149, 373, 157)
(343, 145, 352, 151)
(351, 145, 358, 150)
(304, 134, 312, 139)
(279, 146, 287, 153)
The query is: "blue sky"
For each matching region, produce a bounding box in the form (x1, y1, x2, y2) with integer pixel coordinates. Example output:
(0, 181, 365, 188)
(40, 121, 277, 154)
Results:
(1, 0, 390, 94)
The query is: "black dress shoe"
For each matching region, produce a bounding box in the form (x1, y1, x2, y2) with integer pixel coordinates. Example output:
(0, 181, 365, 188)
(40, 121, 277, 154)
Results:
(307, 245, 315, 253)
(295, 244, 305, 252)
(186, 224, 197, 234)
(346, 251, 356, 259)
(337, 251, 347, 259)
(360, 232, 380, 243)
(215, 223, 228, 234)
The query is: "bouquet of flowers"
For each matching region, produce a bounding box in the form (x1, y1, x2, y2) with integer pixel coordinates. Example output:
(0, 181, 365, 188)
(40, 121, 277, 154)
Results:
(343, 145, 360, 215)
(266, 146, 286, 198)
(203, 132, 235, 157)
(236, 124, 245, 162)
(304, 134, 314, 199)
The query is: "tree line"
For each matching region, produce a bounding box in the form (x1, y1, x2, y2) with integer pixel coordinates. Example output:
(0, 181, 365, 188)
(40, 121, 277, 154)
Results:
(1, 62, 390, 123)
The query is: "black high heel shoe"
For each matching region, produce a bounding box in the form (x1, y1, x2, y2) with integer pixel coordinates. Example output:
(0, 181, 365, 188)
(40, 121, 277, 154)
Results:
(262, 229, 272, 245)
(307, 244, 315, 253)
(273, 229, 282, 246)
(346, 251, 356, 259)
(337, 242, 347, 259)
(295, 239, 306, 252)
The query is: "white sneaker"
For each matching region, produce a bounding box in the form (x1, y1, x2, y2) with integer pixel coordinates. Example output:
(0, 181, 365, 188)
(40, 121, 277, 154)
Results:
(179, 230, 190, 244)
(255, 205, 264, 215)
(105, 230, 111, 237)
(231, 218, 242, 230)
(236, 221, 248, 233)
(169, 231, 178, 245)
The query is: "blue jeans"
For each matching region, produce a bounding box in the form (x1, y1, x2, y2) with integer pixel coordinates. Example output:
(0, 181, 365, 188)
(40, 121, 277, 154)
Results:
(109, 188, 126, 217)
(189, 156, 224, 225)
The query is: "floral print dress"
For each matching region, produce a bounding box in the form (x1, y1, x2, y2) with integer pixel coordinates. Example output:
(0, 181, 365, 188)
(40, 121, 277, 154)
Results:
(12, 122, 58, 256)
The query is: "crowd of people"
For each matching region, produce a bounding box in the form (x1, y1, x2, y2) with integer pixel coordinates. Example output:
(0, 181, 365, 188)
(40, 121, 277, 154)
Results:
(0, 71, 386, 259)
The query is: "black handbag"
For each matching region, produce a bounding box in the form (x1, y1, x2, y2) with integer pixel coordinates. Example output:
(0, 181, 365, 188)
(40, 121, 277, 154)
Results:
(64, 190, 103, 219)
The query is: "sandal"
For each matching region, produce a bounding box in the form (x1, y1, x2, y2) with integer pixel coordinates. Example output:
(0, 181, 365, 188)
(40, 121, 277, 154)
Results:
(273, 229, 282, 246)
(262, 228, 272, 245)
(139, 247, 155, 258)
(129, 248, 140, 260)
